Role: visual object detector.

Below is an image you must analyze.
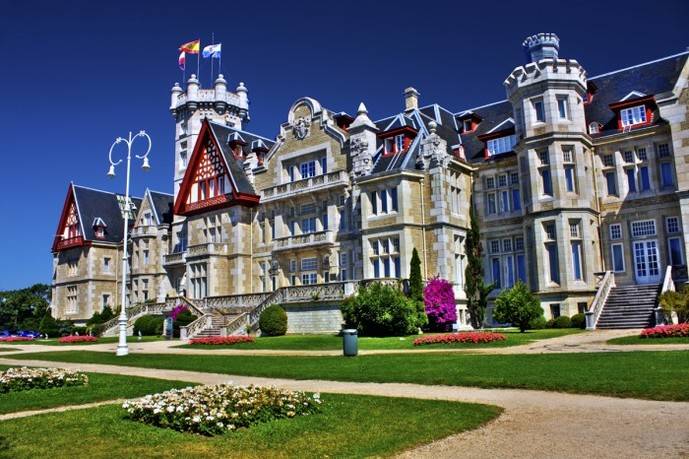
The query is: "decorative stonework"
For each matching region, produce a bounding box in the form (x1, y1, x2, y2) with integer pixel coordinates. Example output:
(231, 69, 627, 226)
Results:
(418, 121, 449, 170)
(293, 117, 311, 140)
(350, 137, 372, 176)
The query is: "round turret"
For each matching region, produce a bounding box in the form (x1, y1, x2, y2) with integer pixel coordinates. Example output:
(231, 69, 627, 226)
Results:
(170, 82, 183, 112)
(214, 74, 227, 113)
(236, 82, 249, 120)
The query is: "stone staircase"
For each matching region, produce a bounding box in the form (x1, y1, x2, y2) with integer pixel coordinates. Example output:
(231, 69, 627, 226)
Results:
(596, 284, 660, 329)
(191, 315, 232, 337)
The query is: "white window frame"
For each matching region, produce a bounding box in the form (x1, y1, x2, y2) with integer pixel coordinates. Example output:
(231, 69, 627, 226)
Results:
(668, 237, 684, 266)
(486, 135, 516, 156)
(609, 223, 622, 240)
(557, 95, 570, 120)
(631, 220, 657, 238)
(620, 105, 647, 127)
(611, 243, 625, 272)
(666, 217, 680, 234)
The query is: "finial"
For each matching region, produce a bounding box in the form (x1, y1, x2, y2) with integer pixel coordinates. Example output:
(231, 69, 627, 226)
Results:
(357, 102, 368, 114)
(428, 121, 437, 134)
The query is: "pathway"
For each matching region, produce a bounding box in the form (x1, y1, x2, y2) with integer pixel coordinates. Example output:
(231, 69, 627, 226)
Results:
(0, 356, 687, 458)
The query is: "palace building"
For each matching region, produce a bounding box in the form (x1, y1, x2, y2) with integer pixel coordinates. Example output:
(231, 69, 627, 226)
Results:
(50, 34, 689, 335)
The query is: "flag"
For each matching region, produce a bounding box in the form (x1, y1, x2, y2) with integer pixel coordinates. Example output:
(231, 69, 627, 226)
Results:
(202, 43, 222, 59)
(179, 39, 200, 54)
(178, 52, 186, 71)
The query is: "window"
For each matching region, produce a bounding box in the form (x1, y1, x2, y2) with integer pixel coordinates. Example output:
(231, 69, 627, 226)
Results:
(611, 243, 625, 272)
(102, 294, 110, 309)
(512, 188, 521, 211)
(288, 165, 296, 182)
(180, 150, 188, 170)
(666, 217, 680, 234)
(103, 257, 111, 273)
(369, 188, 398, 215)
(301, 272, 318, 285)
(463, 119, 473, 132)
(189, 263, 207, 299)
(571, 241, 583, 281)
(502, 238, 512, 253)
(289, 259, 297, 273)
(486, 177, 495, 189)
(562, 146, 573, 163)
(547, 243, 560, 283)
(290, 275, 297, 286)
(499, 190, 510, 214)
(515, 237, 524, 251)
(623, 151, 634, 163)
(660, 163, 674, 188)
(639, 166, 651, 192)
(384, 135, 406, 154)
(631, 220, 656, 238)
(68, 259, 78, 276)
(668, 238, 684, 265)
(569, 221, 580, 238)
(544, 223, 556, 241)
(657, 143, 670, 158)
(302, 217, 316, 234)
(454, 235, 464, 287)
(369, 237, 401, 279)
(510, 172, 519, 185)
(300, 160, 316, 179)
(538, 150, 549, 165)
(491, 258, 502, 288)
(620, 105, 647, 127)
(390, 187, 398, 211)
(565, 166, 576, 193)
(143, 250, 149, 265)
(498, 174, 508, 188)
(320, 157, 327, 175)
(550, 304, 561, 319)
(557, 96, 569, 119)
(489, 239, 500, 254)
(626, 168, 637, 193)
(578, 302, 588, 314)
(340, 252, 349, 281)
(143, 212, 153, 226)
(380, 189, 388, 213)
(541, 169, 553, 196)
(486, 135, 516, 156)
(532, 98, 545, 123)
(637, 147, 647, 161)
(602, 154, 614, 167)
(609, 224, 622, 240)
(605, 172, 618, 196)
(487, 193, 496, 215)
(516, 253, 526, 283)
(141, 279, 149, 301)
(322, 212, 329, 231)
(66, 286, 78, 314)
(301, 257, 318, 271)
(589, 122, 600, 134)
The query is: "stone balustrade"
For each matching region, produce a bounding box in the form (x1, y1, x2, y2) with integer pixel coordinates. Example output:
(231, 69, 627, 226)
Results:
(262, 170, 348, 201)
(273, 231, 335, 252)
(187, 242, 228, 258)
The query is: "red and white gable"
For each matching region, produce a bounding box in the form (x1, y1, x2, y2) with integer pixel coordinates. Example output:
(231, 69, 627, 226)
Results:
(52, 184, 85, 252)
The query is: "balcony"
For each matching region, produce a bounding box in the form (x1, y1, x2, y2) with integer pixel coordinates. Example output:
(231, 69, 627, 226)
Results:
(55, 236, 84, 251)
(131, 225, 156, 238)
(272, 230, 335, 252)
(163, 251, 187, 267)
(187, 242, 229, 258)
(262, 170, 348, 203)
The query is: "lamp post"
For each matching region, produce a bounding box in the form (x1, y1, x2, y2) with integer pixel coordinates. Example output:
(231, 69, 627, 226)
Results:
(107, 131, 152, 356)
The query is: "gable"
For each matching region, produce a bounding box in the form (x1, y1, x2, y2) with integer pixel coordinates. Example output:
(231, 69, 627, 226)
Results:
(52, 184, 85, 252)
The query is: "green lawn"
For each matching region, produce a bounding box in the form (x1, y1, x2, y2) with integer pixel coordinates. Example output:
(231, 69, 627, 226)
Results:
(608, 335, 689, 345)
(178, 328, 582, 351)
(0, 394, 500, 459)
(0, 365, 192, 414)
(0, 336, 166, 346)
(11, 350, 689, 401)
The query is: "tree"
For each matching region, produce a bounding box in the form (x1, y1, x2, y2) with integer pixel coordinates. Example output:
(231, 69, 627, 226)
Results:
(0, 284, 51, 331)
(409, 248, 423, 302)
(493, 282, 543, 332)
(342, 282, 422, 336)
(659, 287, 689, 323)
(423, 277, 457, 331)
(464, 202, 492, 328)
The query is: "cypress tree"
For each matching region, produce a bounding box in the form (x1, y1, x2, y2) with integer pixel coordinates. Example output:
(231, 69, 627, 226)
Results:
(464, 201, 492, 328)
(409, 248, 423, 302)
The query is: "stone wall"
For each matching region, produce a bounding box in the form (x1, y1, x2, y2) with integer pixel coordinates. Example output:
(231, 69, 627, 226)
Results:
(284, 303, 343, 334)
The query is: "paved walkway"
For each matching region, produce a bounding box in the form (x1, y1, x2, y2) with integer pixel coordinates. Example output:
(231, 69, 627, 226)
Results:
(1, 356, 688, 458)
(0, 399, 124, 421)
(2, 329, 688, 357)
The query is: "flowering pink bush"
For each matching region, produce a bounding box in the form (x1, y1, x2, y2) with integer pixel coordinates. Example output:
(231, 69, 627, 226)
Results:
(423, 277, 457, 329)
(0, 336, 34, 342)
(640, 323, 689, 339)
(413, 331, 506, 346)
(57, 335, 98, 344)
(189, 336, 255, 346)
(169, 305, 189, 321)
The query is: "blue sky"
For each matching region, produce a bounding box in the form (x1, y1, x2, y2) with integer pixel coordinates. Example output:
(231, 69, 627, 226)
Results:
(1, 0, 687, 289)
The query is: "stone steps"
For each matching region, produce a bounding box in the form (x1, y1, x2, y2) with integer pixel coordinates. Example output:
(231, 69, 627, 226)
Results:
(596, 283, 659, 329)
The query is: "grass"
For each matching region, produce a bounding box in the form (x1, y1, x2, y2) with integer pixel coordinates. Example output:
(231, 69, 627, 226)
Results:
(0, 348, 17, 352)
(178, 328, 582, 350)
(608, 335, 689, 345)
(0, 394, 500, 459)
(0, 365, 192, 414)
(11, 350, 689, 401)
(0, 336, 165, 346)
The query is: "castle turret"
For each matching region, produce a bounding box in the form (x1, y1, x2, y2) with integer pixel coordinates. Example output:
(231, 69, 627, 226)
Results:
(349, 102, 378, 177)
(214, 74, 227, 113)
(523, 33, 560, 62)
(170, 82, 183, 111)
(236, 82, 249, 120)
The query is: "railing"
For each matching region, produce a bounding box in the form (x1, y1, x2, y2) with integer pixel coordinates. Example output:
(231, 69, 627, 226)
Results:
(585, 271, 615, 330)
(56, 236, 84, 251)
(187, 242, 228, 257)
(283, 282, 347, 302)
(222, 313, 249, 336)
(175, 89, 242, 107)
(200, 293, 269, 311)
(131, 226, 156, 237)
(163, 251, 187, 266)
(101, 301, 166, 336)
(273, 231, 335, 251)
(262, 170, 348, 201)
(248, 289, 285, 327)
(180, 314, 213, 340)
(166, 296, 206, 317)
(656, 265, 676, 326)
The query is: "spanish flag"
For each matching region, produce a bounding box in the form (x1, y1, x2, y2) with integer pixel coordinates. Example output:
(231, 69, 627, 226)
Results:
(179, 39, 200, 54)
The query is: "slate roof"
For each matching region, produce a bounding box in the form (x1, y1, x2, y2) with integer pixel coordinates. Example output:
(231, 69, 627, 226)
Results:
(72, 184, 142, 244)
(455, 51, 689, 162)
(147, 190, 174, 225)
(207, 121, 275, 195)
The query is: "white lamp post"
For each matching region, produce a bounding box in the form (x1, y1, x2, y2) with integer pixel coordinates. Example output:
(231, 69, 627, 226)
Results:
(107, 130, 152, 357)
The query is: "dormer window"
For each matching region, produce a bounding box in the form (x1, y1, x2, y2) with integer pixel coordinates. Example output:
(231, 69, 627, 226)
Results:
(588, 122, 600, 134)
(620, 105, 647, 127)
(384, 134, 406, 155)
(486, 135, 516, 156)
(463, 119, 473, 133)
(92, 217, 107, 240)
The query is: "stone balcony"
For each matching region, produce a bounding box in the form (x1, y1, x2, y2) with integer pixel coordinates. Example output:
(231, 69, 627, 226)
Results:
(272, 230, 335, 252)
(261, 170, 349, 203)
(187, 242, 229, 258)
(131, 225, 157, 238)
(163, 251, 187, 267)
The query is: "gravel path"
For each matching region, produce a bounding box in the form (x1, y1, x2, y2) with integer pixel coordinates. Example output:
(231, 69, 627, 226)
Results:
(1, 357, 688, 458)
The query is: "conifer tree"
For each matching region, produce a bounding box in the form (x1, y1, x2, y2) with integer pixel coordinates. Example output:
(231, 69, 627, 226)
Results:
(409, 248, 423, 302)
(465, 201, 492, 328)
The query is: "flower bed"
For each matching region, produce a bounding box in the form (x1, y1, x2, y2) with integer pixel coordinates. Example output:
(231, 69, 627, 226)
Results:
(413, 331, 507, 346)
(0, 367, 88, 393)
(640, 323, 689, 339)
(0, 336, 34, 342)
(123, 384, 321, 435)
(188, 336, 255, 346)
(57, 336, 98, 344)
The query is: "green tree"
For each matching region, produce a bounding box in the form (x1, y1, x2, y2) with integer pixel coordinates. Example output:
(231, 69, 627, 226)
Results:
(409, 248, 423, 302)
(493, 282, 543, 332)
(0, 283, 51, 331)
(659, 287, 689, 323)
(464, 203, 492, 328)
(342, 282, 422, 336)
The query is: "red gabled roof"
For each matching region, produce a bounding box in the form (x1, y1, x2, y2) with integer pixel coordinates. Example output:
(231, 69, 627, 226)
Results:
(52, 183, 87, 252)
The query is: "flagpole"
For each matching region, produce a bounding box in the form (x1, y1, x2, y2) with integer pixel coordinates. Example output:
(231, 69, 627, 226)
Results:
(197, 38, 200, 84)
(211, 32, 215, 83)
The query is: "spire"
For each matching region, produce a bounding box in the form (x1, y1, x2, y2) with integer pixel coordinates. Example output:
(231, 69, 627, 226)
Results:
(350, 101, 377, 130)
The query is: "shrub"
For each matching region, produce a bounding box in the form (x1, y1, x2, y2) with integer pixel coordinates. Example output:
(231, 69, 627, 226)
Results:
(341, 282, 423, 336)
(173, 310, 198, 338)
(413, 331, 506, 346)
(90, 323, 106, 337)
(57, 335, 98, 344)
(492, 282, 543, 332)
(423, 278, 457, 331)
(552, 316, 572, 328)
(38, 311, 60, 337)
(545, 319, 556, 328)
(99, 305, 115, 322)
(189, 336, 255, 346)
(133, 315, 164, 336)
(0, 367, 88, 393)
(659, 288, 689, 323)
(123, 384, 321, 435)
(259, 305, 288, 337)
(529, 316, 547, 330)
(640, 323, 689, 338)
(570, 313, 586, 329)
(71, 326, 89, 336)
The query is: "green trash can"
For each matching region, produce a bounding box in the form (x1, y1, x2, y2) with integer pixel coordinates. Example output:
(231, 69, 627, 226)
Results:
(342, 329, 358, 357)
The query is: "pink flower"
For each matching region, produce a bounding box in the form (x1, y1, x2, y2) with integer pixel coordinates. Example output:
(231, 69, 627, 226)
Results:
(57, 336, 98, 343)
(639, 323, 689, 339)
(0, 336, 34, 342)
(189, 336, 255, 346)
(423, 278, 458, 326)
(413, 331, 506, 346)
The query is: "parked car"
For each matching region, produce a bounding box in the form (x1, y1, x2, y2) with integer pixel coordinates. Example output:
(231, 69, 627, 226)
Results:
(17, 330, 40, 339)
(0, 330, 11, 337)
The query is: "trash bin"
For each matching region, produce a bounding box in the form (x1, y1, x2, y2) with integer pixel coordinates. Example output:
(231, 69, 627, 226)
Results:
(342, 329, 358, 357)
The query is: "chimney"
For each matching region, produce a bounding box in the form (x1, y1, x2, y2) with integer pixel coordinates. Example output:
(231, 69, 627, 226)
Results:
(523, 33, 560, 63)
(404, 87, 420, 112)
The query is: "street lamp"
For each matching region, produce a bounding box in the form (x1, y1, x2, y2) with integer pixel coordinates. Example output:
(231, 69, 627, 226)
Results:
(107, 130, 152, 356)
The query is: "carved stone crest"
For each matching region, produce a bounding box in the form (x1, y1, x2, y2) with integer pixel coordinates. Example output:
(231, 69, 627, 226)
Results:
(293, 117, 311, 140)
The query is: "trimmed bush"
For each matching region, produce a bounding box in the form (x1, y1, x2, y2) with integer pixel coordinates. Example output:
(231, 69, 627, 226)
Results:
(342, 282, 423, 336)
(570, 313, 586, 329)
(173, 310, 198, 338)
(492, 282, 543, 332)
(133, 315, 164, 336)
(545, 318, 556, 328)
(529, 316, 547, 330)
(552, 315, 572, 329)
(259, 305, 288, 336)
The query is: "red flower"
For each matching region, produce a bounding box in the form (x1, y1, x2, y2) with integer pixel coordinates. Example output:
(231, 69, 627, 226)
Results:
(639, 323, 689, 339)
(57, 336, 98, 343)
(189, 336, 255, 346)
(413, 331, 506, 346)
(0, 336, 34, 342)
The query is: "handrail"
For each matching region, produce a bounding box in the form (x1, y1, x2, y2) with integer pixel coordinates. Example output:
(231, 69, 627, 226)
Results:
(100, 302, 166, 336)
(180, 314, 212, 341)
(586, 271, 615, 330)
(661, 265, 675, 295)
